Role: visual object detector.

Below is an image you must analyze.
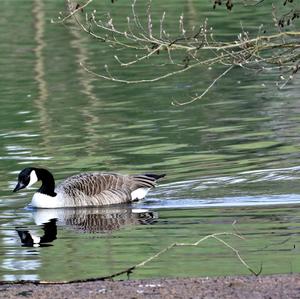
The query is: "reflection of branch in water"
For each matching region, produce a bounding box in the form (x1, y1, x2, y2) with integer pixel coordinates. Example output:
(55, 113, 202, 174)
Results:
(259, 236, 292, 251)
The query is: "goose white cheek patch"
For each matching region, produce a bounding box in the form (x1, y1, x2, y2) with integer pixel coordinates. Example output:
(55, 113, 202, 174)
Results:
(28, 170, 38, 187)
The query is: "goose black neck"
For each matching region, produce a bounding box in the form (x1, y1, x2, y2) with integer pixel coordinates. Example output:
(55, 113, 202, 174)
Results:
(35, 168, 56, 197)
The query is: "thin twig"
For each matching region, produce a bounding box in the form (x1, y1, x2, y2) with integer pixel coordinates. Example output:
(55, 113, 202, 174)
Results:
(80, 60, 204, 83)
(172, 65, 234, 106)
(114, 44, 164, 66)
(52, 0, 93, 24)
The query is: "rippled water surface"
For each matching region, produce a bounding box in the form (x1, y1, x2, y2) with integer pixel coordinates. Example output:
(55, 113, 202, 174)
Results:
(1, 0, 300, 281)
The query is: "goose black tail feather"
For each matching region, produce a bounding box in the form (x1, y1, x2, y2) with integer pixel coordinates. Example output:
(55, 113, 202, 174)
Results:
(143, 173, 166, 180)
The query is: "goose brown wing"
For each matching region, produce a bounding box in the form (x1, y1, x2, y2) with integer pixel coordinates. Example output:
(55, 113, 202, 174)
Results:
(58, 172, 163, 195)
(57, 173, 133, 197)
(56, 172, 164, 206)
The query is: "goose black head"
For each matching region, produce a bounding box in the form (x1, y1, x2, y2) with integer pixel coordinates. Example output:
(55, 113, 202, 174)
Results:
(13, 167, 38, 192)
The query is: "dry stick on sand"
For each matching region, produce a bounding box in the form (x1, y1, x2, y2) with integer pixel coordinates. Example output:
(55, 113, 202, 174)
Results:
(0, 231, 262, 285)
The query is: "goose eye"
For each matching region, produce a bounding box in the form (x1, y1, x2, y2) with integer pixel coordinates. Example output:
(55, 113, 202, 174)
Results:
(22, 175, 30, 183)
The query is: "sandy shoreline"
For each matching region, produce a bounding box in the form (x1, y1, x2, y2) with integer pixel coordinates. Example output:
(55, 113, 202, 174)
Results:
(1, 274, 299, 298)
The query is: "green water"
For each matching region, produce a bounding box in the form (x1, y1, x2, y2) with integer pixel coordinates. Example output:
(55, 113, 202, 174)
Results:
(1, 0, 300, 281)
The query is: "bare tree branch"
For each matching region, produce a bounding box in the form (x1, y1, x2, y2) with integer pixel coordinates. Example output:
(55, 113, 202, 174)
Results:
(53, 0, 300, 104)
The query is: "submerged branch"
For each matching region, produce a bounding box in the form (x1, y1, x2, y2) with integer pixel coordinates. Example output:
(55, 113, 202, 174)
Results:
(0, 231, 262, 285)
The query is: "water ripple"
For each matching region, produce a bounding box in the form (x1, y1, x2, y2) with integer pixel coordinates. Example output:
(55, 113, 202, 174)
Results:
(138, 194, 300, 209)
(149, 166, 300, 206)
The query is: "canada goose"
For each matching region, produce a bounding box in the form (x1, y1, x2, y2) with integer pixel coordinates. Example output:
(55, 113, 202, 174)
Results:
(13, 167, 165, 208)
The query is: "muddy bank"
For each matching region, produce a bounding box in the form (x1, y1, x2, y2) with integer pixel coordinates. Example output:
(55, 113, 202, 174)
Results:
(1, 274, 300, 298)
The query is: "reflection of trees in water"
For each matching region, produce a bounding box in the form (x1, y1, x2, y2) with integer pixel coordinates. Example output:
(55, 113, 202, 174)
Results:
(32, 0, 105, 158)
(32, 0, 51, 149)
(67, 0, 101, 156)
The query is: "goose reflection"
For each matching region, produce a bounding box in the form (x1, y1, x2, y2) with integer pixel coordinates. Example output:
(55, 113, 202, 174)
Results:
(16, 218, 57, 247)
(16, 207, 157, 247)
